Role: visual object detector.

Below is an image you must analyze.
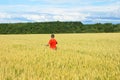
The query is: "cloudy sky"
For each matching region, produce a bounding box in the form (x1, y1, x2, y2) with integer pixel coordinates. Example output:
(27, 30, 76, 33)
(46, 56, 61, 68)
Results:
(0, 0, 120, 24)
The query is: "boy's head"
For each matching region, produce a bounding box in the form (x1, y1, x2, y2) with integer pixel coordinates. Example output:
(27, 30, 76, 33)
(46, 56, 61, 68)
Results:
(51, 34, 55, 38)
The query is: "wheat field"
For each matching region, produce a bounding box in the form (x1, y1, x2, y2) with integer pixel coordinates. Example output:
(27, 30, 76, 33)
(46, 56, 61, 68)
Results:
(0, 33, 120, 80)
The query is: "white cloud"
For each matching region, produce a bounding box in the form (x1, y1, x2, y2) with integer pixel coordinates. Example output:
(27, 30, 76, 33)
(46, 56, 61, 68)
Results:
(22, 14, 46, 21)
(21, 12, 89, 22)
(0, 13, 12, 18)
(53, 13, 89, 21)
(0, 0, 120, 23)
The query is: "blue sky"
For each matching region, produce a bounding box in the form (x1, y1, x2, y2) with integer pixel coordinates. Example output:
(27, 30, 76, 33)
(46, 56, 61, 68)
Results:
(0, 0, 120, 24)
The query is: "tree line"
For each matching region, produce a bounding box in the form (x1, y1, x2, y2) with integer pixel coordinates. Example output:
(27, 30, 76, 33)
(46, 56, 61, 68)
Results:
(0, 21, 120, 34)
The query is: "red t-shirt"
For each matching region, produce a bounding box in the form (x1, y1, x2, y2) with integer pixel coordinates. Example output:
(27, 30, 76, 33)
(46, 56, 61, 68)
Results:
(49, 38, 57, 49)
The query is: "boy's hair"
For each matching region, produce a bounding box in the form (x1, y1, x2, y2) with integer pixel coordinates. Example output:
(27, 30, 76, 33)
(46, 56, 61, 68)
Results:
(51, 34, 55, 38)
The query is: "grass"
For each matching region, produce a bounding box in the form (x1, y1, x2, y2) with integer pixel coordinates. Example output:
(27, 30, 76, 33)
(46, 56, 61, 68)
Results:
(0, 33, 120, 80)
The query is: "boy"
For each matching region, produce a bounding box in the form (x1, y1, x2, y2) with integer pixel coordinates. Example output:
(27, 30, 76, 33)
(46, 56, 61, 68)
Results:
(47, 34, 58, 50)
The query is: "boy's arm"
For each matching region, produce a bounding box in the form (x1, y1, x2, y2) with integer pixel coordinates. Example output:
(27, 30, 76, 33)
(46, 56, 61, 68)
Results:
(46, 40, 50, 46)
(56, 40, 58, 44)
(45, 44, 49, 46)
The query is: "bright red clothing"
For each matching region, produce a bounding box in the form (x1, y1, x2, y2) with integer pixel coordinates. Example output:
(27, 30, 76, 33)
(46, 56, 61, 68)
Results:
(48, 38, 57, 49)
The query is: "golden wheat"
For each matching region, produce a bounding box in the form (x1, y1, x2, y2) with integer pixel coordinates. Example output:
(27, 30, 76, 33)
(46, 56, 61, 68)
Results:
(0, 33, 120, 80)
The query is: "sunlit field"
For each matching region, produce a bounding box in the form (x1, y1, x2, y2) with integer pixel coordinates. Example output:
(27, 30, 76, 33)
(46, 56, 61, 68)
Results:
(0, 33, 120, 80)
